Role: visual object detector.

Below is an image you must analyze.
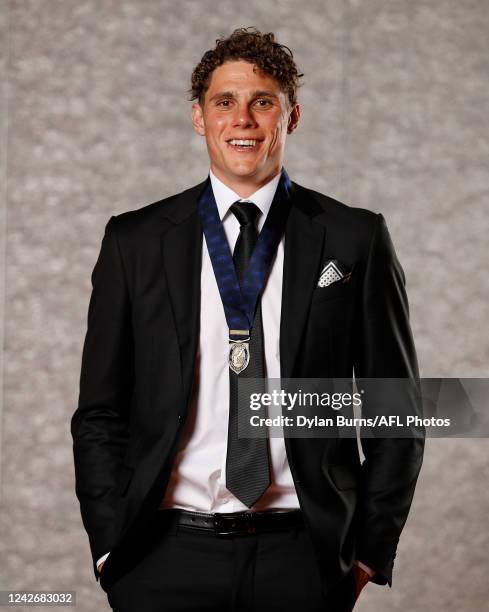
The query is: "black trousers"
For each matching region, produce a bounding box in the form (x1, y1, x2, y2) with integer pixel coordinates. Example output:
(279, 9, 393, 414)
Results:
(106, 515, 357, 612)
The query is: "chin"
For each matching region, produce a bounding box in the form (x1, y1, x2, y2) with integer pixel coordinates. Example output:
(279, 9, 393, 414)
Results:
(227, 162, 262, 177)
(234, 168, 260, 178)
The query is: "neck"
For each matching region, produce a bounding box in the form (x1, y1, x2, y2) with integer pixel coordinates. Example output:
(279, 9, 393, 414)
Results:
(210, 166, 282, 198)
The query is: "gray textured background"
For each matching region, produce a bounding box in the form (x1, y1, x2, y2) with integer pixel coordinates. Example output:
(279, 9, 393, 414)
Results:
(0, 1, 488, 611)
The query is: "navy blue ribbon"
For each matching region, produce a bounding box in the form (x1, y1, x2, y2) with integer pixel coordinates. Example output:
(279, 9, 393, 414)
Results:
(198, 168, 293, 341)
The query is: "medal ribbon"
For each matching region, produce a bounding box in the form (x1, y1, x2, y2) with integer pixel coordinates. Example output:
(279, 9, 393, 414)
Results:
(197, 168, 292, 341)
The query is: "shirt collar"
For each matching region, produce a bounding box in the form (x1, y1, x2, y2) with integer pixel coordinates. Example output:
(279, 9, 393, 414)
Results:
(209, 168, 282, 222)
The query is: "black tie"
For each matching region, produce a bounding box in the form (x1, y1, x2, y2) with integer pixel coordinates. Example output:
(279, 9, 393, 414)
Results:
(225, 201, 271, 507)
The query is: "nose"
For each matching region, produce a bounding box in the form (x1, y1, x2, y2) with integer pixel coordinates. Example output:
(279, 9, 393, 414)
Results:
(232, 103, 257, 128)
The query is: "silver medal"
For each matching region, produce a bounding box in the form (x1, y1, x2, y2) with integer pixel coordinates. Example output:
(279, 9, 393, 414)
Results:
(229, 341, 250, 374)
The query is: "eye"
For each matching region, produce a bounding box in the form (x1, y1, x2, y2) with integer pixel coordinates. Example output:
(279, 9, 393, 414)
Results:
(216, 99, 232, 107)
(255, 98, 272, 107)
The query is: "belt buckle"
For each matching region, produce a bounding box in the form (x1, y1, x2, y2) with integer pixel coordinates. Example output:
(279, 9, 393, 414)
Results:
(213, 512, 256, 536)
(213, 513, 235, 537)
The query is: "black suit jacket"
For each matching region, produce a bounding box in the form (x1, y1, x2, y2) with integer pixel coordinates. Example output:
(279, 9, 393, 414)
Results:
(71, 176, 424, 594)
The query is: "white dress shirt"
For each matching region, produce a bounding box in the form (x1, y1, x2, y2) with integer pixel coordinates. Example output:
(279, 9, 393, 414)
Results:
(159, 168, 300, 513)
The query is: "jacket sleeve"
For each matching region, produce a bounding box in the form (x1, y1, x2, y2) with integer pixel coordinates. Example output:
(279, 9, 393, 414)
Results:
(353, 213, 425, 587)
(71, 216, 134, 580)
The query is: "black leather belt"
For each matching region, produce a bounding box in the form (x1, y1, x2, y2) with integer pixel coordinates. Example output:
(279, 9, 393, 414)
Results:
(159, 509, 305, 536)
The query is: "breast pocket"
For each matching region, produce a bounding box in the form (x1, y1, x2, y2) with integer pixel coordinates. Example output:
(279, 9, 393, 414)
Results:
(312, 278, 353, 304)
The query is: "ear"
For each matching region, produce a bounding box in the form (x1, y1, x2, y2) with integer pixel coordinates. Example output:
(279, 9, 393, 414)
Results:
(192, 102, 206, 136)
(287, 103, 301, 134)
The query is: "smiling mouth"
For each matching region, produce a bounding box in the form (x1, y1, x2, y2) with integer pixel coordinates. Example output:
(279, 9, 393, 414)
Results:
(226, 139, 262, 151)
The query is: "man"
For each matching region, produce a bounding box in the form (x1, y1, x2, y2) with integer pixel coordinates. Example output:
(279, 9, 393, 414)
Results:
(72, 27, 424, 612)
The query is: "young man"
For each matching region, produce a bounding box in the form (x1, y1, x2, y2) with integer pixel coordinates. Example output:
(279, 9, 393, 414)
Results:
(72, 28, 424, 612)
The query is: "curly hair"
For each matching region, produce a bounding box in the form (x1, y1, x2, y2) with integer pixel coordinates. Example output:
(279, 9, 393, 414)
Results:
(189, 27, 303, 107)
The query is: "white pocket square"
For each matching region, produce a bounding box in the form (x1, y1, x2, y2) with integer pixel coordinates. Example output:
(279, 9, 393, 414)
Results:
(317, 259, 351, 287)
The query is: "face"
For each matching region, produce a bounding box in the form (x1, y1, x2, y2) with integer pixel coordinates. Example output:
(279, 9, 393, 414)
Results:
(192, 60, 300, 196)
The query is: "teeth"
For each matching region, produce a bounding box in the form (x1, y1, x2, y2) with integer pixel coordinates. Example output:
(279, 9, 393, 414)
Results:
(229, 139, 257, 146)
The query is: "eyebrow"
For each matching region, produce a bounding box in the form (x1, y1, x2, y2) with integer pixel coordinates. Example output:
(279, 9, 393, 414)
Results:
(208, 89, 279, 102)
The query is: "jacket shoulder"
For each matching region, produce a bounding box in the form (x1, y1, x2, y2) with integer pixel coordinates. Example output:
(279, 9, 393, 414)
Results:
(295, 183, 377, 220)
(292, 182, 381, 241)
(108, 180, 207, 237)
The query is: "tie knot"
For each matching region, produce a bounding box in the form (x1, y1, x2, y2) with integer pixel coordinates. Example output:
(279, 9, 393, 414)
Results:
(230, 201, 261, 228)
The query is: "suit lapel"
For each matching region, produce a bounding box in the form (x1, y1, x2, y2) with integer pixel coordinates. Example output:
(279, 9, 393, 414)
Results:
(280, 183, 327, 379)
(160, 181, 206, 411)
